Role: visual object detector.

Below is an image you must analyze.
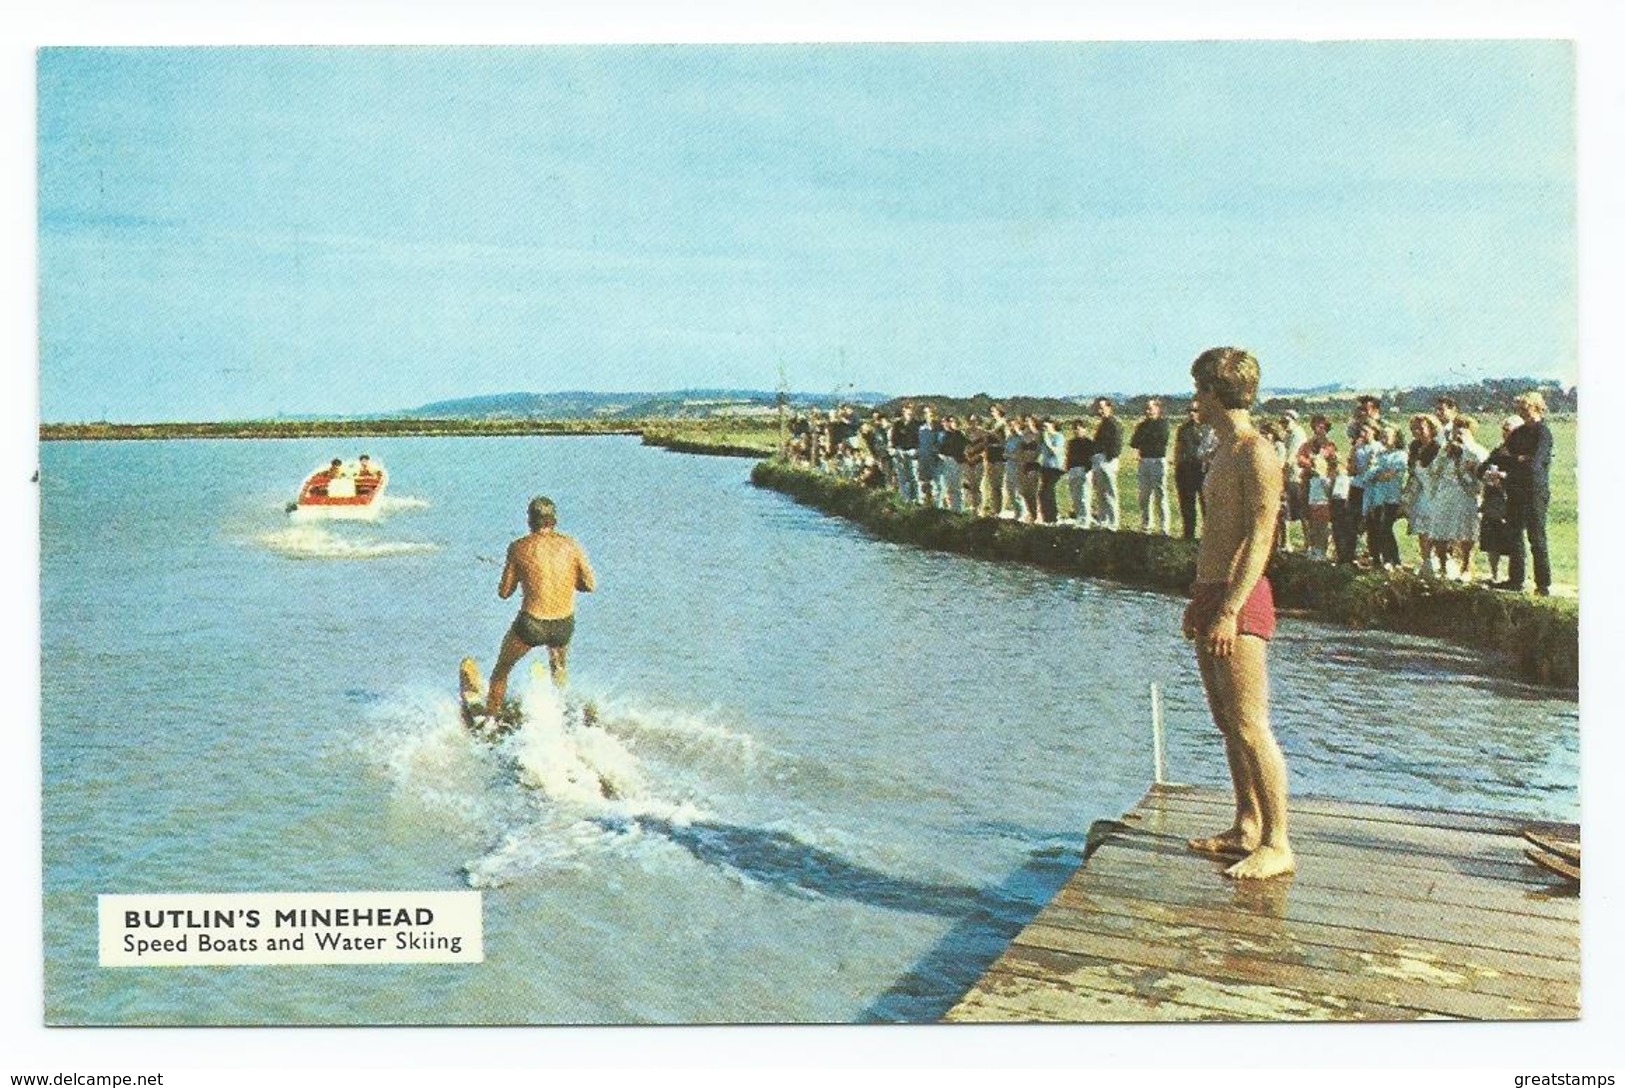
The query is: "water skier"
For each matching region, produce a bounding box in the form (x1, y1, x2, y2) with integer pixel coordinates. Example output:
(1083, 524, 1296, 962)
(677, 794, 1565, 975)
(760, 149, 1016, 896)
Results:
(486, 496, 596, 714)
(1181, 347, 1295, 880)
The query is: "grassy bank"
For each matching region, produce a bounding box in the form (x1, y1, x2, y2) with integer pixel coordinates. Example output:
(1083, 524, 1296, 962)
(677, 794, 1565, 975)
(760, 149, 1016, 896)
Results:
(639, 420, 782, 457)
(751, 460, 1577, 689)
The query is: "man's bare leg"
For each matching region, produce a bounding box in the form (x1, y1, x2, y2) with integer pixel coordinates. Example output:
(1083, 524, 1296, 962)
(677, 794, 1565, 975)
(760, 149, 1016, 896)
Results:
(1214, 636, 1294, 879)
(486, 631, 532, 715)
(1189, 649, 1262, 856)
(547, 645, 568, 690)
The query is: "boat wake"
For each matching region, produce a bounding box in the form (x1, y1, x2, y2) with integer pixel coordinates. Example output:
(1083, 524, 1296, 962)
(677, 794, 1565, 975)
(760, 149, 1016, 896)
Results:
(255, 525, 440, 560)
(361, 666, 759, 888)
(375, 494, 431, 514)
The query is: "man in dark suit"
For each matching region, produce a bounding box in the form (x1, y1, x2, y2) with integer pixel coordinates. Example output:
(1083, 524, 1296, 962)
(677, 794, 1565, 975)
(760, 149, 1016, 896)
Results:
(1498, 391, 1554, 596)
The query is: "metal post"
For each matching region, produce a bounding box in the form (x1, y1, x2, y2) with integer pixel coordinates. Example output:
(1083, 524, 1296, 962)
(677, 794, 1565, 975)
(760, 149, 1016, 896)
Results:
(1151, 682, 1166, 786)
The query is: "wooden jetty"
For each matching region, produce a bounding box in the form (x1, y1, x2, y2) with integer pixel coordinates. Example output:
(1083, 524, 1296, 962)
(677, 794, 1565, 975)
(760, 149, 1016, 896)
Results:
(947, 784, 1580, 1022)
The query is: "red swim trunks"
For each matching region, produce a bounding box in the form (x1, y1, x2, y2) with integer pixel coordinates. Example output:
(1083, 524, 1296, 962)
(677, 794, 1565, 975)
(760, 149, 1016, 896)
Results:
(1184, 577, 1276, 642)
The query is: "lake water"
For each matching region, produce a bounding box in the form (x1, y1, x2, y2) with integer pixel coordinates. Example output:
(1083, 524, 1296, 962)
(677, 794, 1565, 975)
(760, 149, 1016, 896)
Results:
(40, 435, 1579, 1025)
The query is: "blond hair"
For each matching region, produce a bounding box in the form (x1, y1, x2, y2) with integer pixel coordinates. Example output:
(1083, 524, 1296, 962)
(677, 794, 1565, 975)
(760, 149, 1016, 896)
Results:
(527, 496, 558, 530)
(1515, 391, 1548, 416)
(1189, 347, 1260, 409)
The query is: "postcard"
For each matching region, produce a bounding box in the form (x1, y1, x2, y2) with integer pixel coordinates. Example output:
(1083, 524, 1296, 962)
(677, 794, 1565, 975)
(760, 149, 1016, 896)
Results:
(36, 42, 1581, 1033)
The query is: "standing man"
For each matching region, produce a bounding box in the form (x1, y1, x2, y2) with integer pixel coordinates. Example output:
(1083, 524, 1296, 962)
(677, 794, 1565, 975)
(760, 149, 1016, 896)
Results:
(962, 415, 988, 514)
(1499, 391, 1554, 595)
(1173, 404, 1208, 540)
(1065, 419, 1094, 526)
(1182, 347, 1294, 880)
(937, 415, 967, 511)
(889, 404, 920, 503)
(1037, 418, 1067, 524)
(1346, 394, 1382, 443)
(866, 412, 892, 487)
(487, 496, 597, 711)
(983, 411, 1008, 517)
(1130, 399, 1172, 534)
(916, 407, 941, 507)
(1089, 398, 1123, 530)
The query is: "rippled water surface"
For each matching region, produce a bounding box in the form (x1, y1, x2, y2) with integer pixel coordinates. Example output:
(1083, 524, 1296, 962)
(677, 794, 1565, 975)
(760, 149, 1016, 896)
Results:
(40, 436, 1579, 1024)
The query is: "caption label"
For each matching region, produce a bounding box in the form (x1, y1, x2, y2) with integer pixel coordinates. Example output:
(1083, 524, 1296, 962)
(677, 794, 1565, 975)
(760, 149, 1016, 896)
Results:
(98, 891, 483, 966)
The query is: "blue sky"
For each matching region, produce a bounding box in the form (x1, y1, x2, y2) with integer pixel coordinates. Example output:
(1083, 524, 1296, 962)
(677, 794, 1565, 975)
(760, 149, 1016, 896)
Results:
(38, 43, 1575, 422)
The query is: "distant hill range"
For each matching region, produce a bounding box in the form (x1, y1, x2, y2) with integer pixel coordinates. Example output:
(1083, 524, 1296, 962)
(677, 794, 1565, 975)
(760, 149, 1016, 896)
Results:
(1258, 377, 1576, 419)
(398, 388, 888, 421)
(392, 378, 1574, 424)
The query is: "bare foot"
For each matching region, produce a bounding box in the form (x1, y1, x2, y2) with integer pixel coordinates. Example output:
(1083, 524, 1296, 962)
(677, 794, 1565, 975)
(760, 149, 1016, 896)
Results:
(1188, 828, 1257, 856)
(1225, 844, 1295, 880)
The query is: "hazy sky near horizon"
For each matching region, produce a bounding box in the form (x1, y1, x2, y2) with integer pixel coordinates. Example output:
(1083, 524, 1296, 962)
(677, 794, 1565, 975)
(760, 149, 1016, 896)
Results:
(39, 43, 1574, 422)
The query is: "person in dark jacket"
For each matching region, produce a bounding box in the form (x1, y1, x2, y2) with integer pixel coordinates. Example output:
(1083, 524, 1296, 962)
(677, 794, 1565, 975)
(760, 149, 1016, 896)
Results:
(1497, 392, 1554, 595)
(889, 405, 920, 504)
(1130, 399, 1172, 534)
(1065, 419, 1095, 525)
(1173, 405, 1209, 540)
(1089, 398, 1124, 530)
(1477, 416, 1521, 585)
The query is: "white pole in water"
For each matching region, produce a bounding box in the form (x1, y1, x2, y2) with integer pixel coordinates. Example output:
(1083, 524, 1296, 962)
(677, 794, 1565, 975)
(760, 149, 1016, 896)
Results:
(1151, 682, 1167, 786)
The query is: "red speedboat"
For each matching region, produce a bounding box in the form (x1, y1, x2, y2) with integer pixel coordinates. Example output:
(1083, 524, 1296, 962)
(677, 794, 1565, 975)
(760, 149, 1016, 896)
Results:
(287, 461, 388, 520)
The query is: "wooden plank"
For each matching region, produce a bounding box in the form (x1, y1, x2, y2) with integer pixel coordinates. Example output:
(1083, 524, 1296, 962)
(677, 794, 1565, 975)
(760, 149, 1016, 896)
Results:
(1010, 920, 1574, 1020)
(1040, 883, 1580, 986)
(944, 976, 1079, 1023)
(1076, 846, 1579, 956)
(1126, 801, 1562, 885)
(1021, 899, 1579, 1011)
(1128, 817, 1565, 889)
(1106, 830, 1580, 923)
(1141, 791, 1562, 865)
(1523, 830, 1581, 864)
(957, 943, 1432, 1023)
(1526, 847, 1582, 883)
(1086, 833, 1578, 931)
(1147, 785, 1576, 838)
(947, 787, 1582, 1023)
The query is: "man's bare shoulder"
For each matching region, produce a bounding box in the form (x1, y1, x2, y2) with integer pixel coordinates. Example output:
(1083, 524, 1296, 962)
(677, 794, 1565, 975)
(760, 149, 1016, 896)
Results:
(532, 531, 586, 557)
(1234, 431, 1281, 471)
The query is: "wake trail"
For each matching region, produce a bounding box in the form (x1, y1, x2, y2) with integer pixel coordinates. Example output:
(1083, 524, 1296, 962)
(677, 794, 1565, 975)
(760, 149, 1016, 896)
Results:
(362, 666, 991, 915)
(362, 666, 758, 887)
(256, 525, 439, 560)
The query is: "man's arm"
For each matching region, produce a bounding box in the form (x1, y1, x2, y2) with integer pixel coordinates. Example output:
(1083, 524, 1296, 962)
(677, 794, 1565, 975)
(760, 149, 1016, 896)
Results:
(1220, 436, 1282, 620)
(575, 545, 597, 593)
(497, 543, 519, 600)
(1533, 423, 1554, 481)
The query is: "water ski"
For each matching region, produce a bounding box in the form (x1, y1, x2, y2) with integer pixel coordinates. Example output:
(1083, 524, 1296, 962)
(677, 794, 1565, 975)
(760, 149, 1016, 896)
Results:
(458, 657, 522, 739)
(1525, 845, 1580, 883)
(1521, 829, 1580, 865)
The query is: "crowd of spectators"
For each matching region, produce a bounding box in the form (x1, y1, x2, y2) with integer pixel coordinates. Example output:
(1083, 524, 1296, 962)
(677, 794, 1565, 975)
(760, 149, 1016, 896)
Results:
(785, 389, 1555, 593)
